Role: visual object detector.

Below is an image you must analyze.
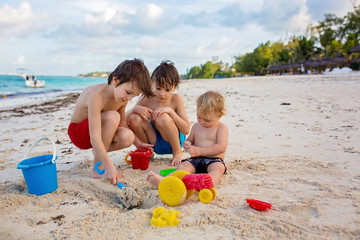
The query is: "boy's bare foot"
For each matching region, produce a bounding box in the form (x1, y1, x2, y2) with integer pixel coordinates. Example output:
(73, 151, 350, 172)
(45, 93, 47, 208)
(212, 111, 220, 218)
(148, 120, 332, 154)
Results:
(171, 153, 184, 166)
(146, 171, 164, 187)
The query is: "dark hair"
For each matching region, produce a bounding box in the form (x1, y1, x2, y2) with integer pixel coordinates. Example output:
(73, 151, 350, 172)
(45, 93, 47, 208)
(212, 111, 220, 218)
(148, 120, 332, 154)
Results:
(108, 58, 154, 97)
(151, 60, 180, 89)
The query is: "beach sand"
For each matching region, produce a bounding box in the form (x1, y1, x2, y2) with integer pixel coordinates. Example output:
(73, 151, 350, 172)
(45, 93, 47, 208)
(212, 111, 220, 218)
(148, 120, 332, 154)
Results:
(0, 74, 359, 239)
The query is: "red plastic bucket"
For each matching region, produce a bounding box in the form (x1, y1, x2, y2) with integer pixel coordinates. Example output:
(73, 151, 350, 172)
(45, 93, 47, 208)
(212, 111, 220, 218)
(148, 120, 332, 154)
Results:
(125, 148, 152, 170)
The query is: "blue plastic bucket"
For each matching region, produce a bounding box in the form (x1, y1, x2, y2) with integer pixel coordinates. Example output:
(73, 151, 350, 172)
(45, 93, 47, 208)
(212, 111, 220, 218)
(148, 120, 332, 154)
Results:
(17, 137, 58, 195)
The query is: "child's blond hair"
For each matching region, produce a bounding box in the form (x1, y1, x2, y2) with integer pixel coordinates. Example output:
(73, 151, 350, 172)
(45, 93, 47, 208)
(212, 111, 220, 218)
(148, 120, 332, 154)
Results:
(197, 91, 226, 117)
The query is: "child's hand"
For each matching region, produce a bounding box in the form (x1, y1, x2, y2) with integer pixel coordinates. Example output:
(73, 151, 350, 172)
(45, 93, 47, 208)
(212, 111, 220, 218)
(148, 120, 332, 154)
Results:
(152, 107, 172, 120)
(136, 142, 154, 149)
(171, 154, 183, 166)
(171, 158, 182, 166)
(187, 146, 201, 158)
(183, 140, 191, 151)
(134, 106, 153, 121)
(105, 164, 123, 185)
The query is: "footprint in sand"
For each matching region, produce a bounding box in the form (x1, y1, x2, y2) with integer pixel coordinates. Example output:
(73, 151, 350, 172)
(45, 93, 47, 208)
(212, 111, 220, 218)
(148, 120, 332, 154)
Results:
(289, 205, 320, 218)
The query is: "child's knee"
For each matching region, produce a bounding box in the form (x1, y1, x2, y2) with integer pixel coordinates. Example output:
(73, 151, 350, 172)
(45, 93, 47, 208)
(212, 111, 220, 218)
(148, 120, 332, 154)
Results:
(103, 111, 120, 127)
(128, 114, 142, 129)
(208, 162, 226, 174)
(116, 128, 135, 147)
(154, 113, 173, 127)
(177, 161, 196, 173)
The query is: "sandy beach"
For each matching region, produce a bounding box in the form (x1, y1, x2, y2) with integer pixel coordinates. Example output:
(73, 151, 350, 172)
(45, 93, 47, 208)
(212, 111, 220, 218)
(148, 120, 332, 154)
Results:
(0, 74, 359, 239)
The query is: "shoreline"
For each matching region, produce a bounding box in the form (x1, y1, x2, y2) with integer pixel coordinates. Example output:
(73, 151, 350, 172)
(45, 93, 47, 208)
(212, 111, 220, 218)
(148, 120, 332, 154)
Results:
(1, 73, 359, 110)
(1, 75, 360, 239)
(0, 90, 82, 110)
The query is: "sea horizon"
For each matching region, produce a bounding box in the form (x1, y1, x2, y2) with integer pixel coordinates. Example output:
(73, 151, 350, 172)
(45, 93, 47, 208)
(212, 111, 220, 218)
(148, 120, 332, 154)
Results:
(0, 74, 106, 109)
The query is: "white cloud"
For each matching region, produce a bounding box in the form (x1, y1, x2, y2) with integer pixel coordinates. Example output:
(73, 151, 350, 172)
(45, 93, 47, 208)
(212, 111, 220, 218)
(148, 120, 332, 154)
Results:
(13, 55, 26, 64)
(0, 1, 48, 39)
(84, 7, 116, 24)
(0, 0, 356, 75)
(0, 1, 32, 25)
(284, 2, 312, 32)
(122, 4, 174, 34)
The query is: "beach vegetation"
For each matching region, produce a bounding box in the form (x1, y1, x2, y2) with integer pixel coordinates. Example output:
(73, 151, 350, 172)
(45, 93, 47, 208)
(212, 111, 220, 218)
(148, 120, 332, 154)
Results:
(184, 58, 233, 79)
(292, 35, 318, 62)
(184, 3, 360, 77)
(78, 71, 110, 78)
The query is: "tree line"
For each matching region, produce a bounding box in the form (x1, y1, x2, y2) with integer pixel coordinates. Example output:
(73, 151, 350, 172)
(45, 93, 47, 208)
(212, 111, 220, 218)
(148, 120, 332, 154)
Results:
(184, 4, 360, 79)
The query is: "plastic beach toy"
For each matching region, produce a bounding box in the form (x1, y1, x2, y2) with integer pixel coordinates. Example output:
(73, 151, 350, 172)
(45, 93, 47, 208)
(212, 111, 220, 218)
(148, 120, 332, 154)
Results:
(160, 168, 177, 177)
(183, 174, 216, 204)
(246, 199, 272, 211)
(17, 137, 58, 195)
(158, 171, 216, 206)
(124, 148, 153, 170)
(150, 207, 180, 227)
(94, 161, 105, 175)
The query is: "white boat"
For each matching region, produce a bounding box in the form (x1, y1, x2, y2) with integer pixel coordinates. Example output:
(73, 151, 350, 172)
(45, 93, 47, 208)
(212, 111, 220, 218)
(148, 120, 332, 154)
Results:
(16, 68, 31, 79)
(25, 79, 45, 88)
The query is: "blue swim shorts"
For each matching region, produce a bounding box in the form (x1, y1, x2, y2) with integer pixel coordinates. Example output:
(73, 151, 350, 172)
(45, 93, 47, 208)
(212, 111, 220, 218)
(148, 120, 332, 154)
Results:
(181, 157, 227, 174)
(150, 122, 186, 155)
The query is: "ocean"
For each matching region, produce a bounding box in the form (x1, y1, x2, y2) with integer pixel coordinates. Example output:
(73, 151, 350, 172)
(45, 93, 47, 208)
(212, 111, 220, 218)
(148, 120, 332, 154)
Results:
(0, 75, 106, 108)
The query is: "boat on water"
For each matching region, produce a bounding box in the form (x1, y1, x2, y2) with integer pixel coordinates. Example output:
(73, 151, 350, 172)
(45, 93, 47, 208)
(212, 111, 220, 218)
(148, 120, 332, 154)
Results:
(16, 68, 33, 79)
(24, 75, 45, 88)
(25, 79, 45, 88)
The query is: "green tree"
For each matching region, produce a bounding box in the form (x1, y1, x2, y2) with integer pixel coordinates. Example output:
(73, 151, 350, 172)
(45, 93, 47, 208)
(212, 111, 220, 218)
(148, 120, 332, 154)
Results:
(316, 26, 335, 58)
(328, 40, 344, 58)
(234, 41, 273, 75)
(186, 66, 201, 79)
(343, 33, 357, 55)
(292, 35, 317, 61)
(341, 4, 360, 42)
(200, 61, 217, 78)
(269, 42, 291, 64)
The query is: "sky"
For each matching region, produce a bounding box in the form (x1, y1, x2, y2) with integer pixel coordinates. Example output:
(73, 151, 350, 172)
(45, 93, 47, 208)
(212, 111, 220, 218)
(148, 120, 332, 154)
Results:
(0, 0, 356, 76)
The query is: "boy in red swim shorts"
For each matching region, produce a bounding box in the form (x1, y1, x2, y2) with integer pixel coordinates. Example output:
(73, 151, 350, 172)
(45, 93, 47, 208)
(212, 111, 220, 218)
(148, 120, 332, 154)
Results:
(68, 58, 154, 185)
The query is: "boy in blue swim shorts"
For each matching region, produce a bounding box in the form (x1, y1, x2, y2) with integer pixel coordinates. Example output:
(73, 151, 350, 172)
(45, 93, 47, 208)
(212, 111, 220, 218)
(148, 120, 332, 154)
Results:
(147, 91, 229, 187)
(126, 61, 190, 166)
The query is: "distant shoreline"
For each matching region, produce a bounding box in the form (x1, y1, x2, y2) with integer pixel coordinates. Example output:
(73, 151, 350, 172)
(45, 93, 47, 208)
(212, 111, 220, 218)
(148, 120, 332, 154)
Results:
(77, 72, 110, 78)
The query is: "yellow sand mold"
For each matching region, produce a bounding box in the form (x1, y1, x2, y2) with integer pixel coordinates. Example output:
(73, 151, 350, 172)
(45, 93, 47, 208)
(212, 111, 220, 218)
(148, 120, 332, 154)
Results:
(150, 207, 180, 227)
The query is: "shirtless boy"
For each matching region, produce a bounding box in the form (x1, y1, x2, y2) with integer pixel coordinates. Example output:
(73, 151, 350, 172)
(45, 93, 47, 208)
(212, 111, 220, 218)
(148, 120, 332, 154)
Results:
(68, 58, 154, 185)
(126, 61, 190, 166)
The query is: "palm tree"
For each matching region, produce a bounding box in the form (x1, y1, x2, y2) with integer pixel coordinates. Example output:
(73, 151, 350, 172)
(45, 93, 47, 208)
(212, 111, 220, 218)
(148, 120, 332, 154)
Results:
(293, 35, 317, 62)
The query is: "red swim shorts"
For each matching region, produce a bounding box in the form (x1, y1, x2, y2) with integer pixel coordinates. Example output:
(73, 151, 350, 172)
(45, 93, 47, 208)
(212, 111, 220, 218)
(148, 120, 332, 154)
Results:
(68, 119, 92, 150)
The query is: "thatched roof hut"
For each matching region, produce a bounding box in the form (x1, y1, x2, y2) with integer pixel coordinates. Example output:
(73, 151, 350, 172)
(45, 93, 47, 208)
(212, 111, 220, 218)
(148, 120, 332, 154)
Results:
(350, 44, 360, 53)
(317, 58, 331, 67)
(266, 65, 276, 71)
(288, 62, 301, 69)
(304, 60, 319, 68)
(267, 64, 288, 71)
(352, 57, 360, 63)
(329, 53, 349, 66)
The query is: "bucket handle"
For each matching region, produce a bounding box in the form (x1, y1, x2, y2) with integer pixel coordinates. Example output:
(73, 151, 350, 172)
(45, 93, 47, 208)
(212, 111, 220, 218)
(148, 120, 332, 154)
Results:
(22, 137, 57, 163)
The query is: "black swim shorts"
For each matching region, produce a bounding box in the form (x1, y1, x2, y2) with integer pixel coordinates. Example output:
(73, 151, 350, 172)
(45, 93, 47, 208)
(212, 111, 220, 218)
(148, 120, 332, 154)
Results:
(181, 157, 227, 174)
